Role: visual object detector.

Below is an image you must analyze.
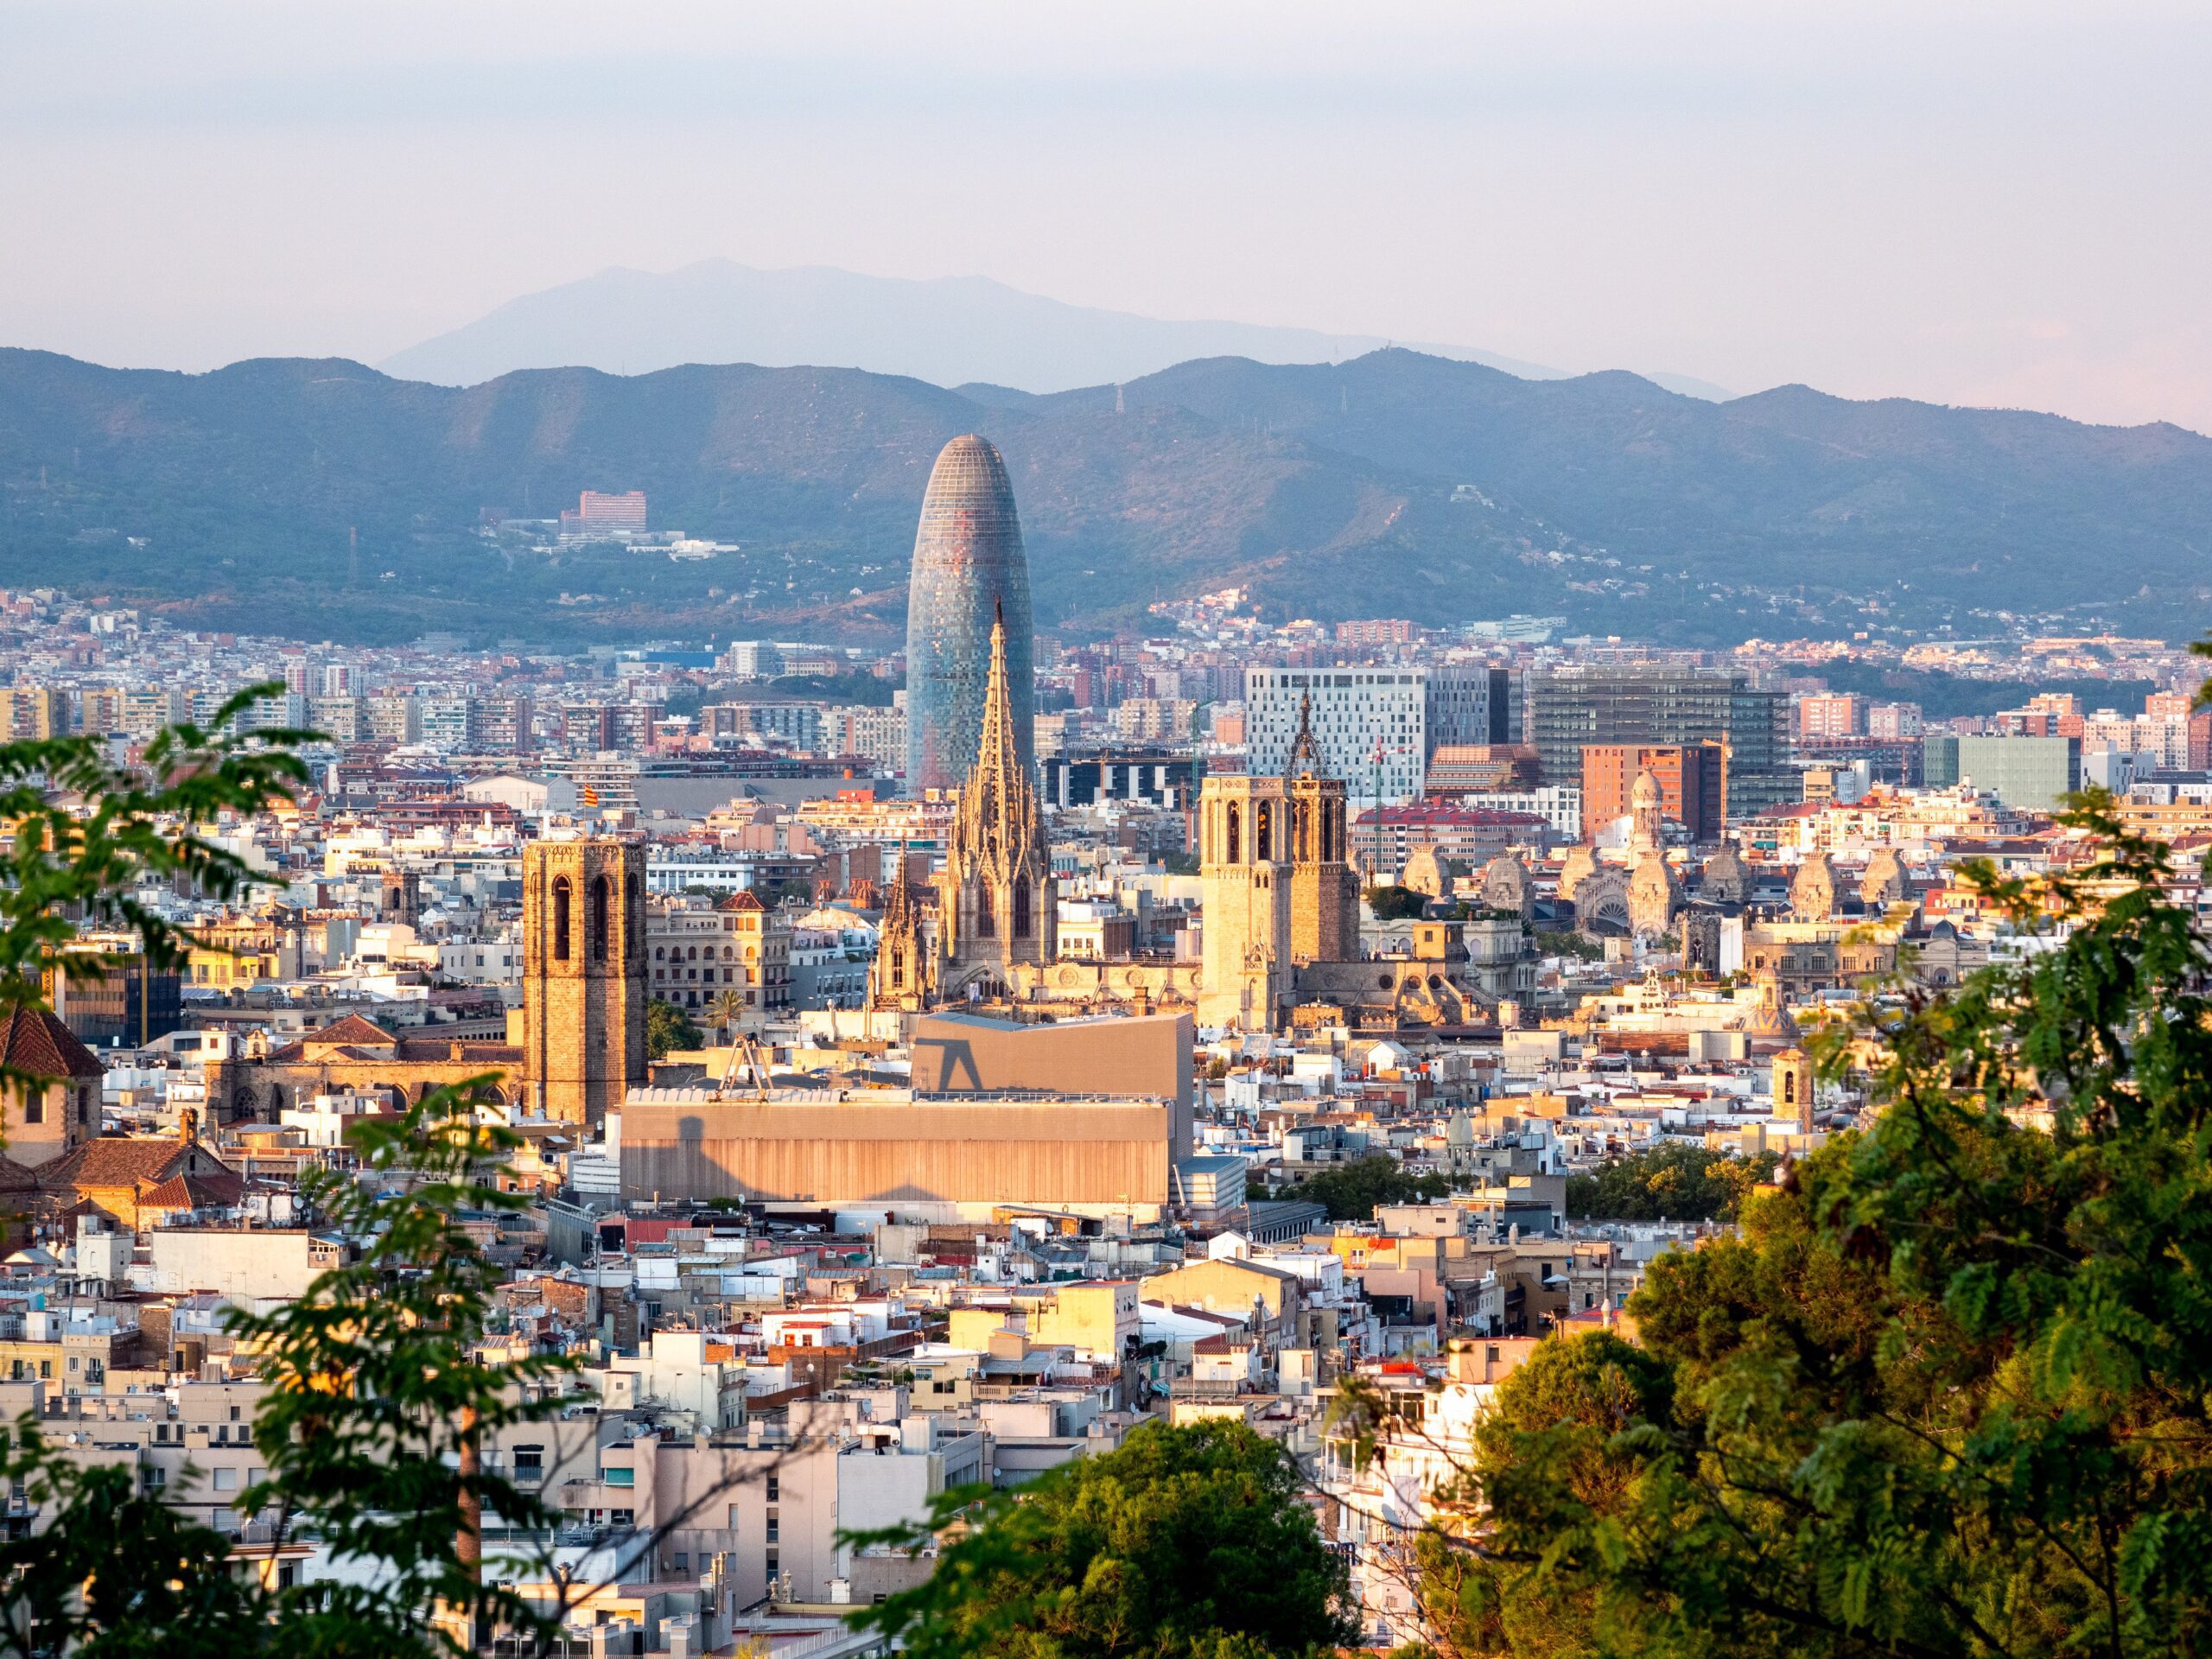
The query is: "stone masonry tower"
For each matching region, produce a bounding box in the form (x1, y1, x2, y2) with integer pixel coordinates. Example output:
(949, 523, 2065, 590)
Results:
(1198, 773, 1294, 1033)
(1282, 693, 1360, 963)
(523, 838, 647, 1125)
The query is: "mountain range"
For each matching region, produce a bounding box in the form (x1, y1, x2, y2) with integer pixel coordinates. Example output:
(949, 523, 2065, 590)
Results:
(0, 345, 2204, 649)
(378, 260, 1732, 402)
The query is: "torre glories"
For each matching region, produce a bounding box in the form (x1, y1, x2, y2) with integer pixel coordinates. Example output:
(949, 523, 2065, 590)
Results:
(904, 435, 1034, 793)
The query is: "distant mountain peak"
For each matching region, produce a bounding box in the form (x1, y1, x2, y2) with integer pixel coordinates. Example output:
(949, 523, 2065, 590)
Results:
(378, 258, 1709, 397)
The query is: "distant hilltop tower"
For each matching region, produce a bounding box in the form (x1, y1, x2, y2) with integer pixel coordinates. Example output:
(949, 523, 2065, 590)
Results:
(905, 435, 1034, 792)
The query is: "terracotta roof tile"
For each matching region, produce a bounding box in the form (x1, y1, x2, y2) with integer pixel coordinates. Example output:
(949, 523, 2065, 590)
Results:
(39, 1135, 234, 1194)
(0, 1005, 105, 1082)
(304, 1014, 402, 1047)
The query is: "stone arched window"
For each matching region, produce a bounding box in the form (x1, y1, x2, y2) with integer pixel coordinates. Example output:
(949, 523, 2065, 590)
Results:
(590, 875, 611, 962)
(1256, 801, 1274, 862)
(1014, 880, 1033, 940)
(1225, 803, 1241, 865)
(976, 884, 995, 938)
(551, 877, 572, 962)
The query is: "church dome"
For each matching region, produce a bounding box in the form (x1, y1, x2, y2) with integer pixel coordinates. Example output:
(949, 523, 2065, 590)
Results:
(1630, 768, 1663, 810)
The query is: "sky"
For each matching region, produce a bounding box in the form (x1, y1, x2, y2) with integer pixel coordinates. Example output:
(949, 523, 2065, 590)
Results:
(5, 1, 2209, 431)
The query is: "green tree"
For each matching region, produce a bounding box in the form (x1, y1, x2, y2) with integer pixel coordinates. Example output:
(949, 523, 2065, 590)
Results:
(704, 987, 747, 1040)
(1563, 1143, 1777, 1223)
(646, 995, 701, 1058)
(1365, 885, 1429, 922)
(0, 683, 309, 1089)
(1410, 791, 2212, 1658)
(1294, 1154, 1451, 1221)
(228, 1081, 579, 1656)
(0, 696, 588, 1659)
(852, 1420, 1355, 1659)
(0, 1436, 271, 1658)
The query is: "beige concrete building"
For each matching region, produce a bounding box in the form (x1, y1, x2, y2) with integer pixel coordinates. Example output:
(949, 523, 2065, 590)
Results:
(618, 1087, 1188, 1220)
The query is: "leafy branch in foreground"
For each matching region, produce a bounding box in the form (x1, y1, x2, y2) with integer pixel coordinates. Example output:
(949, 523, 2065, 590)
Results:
(1388, 787, 2212, 1659)
(229, 1079, 582, 1657)
(0, 680, 311, 1094)
(848, 1420, 1356, 1659)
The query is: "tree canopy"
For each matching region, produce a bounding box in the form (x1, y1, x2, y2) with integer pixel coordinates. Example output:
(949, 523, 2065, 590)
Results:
(645, 995, 702, 1058)
(1365, 885, 1430, 922)
(1412, 792, 2212, 1658)
(855, 1420, 1356, 1659)
(1563, 1143, 1777, 1224)
(1291, 1154, 1452, 1221)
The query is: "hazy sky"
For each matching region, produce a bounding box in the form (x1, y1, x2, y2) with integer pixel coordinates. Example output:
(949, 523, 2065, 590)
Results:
(6, 2, 2209, 430)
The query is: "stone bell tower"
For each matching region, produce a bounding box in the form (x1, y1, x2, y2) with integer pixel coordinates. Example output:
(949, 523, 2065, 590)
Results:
(522, 838, 647, 1125)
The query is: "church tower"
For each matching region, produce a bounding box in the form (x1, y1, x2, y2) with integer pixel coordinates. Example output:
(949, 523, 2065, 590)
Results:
(868, 844, 937, 1014)
(935, 605, 1056, 998)
(522, 838, 647, 1125)
(1283, 693, 1360, 963)
(1198, 772, 1294, 1033)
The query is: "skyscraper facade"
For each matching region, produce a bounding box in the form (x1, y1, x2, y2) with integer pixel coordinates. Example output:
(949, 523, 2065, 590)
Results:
(905, 435, 1034, 792)
(1525, 664, 1790, 818)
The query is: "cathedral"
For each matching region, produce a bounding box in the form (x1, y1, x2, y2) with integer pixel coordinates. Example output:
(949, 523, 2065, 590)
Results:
(870, 604, 1056, 1010)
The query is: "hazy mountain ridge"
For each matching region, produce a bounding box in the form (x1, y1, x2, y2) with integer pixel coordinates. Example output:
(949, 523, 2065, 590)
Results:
(377, 259, 1732, 398)
(0, 345, 2204, 647)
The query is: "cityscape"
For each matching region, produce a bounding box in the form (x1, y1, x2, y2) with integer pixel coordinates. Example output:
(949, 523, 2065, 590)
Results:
(3, 6, 2209, 1658)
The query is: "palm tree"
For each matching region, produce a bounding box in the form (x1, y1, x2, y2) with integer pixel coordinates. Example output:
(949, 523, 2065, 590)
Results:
(704, 988, 747, 1044)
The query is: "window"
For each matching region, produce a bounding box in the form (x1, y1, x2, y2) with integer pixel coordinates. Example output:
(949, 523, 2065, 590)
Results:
(1014, 881, 1033, 940)
(514, 1445, 543, 1482)
(590, 875, 611, 961)
(603, 1465, 635, 1486)
(612, 1508, 634, 1526)
(766, 1474, 779, 1502)
(672, 1553, 689, 1574)
(213, 1467, 238, 1492)
(552, 877, 572, 961)
(766, 1517, 779, 1541)
(23, 1095, 41, 1126)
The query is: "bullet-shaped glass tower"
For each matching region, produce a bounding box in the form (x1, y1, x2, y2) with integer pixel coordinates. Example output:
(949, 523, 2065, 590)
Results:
(904, 435, 1034, 792)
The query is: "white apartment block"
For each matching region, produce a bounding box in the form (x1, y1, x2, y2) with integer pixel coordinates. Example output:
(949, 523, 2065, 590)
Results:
(1244, 667, 1427, 804)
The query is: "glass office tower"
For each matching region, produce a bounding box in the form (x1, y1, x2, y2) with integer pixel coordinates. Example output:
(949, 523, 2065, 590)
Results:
(904, 435, 1034, 793)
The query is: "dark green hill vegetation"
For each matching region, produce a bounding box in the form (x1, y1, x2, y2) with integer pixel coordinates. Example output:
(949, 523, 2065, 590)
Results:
(3, 346, 2206, 645)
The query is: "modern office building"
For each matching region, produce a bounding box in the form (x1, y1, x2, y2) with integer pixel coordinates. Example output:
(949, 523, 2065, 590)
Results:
(1043, 750, 1203, 811)
(1426, 664, 1520, 753)
(1922, 735, 2082, 812)
(904, 435, 1034, 792)
(1526, 665, 1790, 818)
(1245, 667, 1427, 804)
(1581, 743, 1726, 844)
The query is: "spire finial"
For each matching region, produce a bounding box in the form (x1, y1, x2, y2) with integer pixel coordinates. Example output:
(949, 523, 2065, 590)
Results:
(1286, 689, 1323, 778)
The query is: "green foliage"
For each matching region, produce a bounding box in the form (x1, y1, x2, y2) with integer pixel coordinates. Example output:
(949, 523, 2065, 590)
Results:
(646, 996, 702, 1058)
(227, 1080, 578, 1656)
(772, 670, 899, 706)
(849, 1420, 1355, 1659)
(1365, 885, 1430, 922)
(0, 1432, 270, 1658)
(1426, 789, 2212, 1658)
(1533, 928, 1605, 961)
(1293, 1154, 1451, 1221)
(0, 707, 581, 1659)
(1563, 1143, 1777, 1223)
(0, 683, 308, 1090)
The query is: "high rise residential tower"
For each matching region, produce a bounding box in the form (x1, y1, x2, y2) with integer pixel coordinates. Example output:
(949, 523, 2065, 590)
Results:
(905, 435, 1034, 792)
